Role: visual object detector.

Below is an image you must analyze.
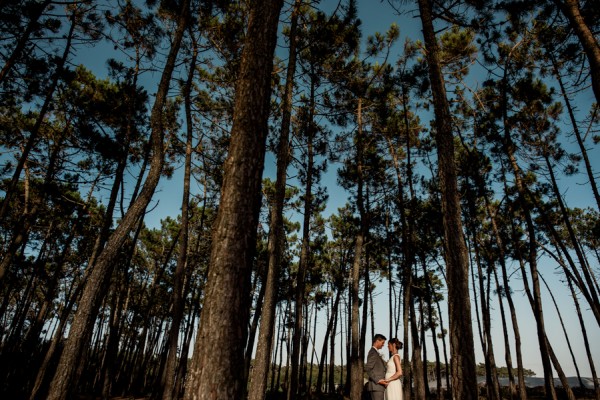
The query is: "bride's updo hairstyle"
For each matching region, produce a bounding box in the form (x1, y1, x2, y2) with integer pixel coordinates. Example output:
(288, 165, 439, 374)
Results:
(389, 338, 403, 350)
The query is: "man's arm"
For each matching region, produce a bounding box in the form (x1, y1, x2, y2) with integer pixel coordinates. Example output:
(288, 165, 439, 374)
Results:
(365, 349, 378, 382)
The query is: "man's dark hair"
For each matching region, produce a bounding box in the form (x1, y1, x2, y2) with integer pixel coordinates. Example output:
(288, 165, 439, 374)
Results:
(373, 333, 386, 343)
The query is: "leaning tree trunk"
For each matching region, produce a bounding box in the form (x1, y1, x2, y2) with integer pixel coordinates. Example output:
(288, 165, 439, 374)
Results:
(416, 0, 477, 398)
(485, 195, 526, 400)
(550, 56, 600, 211)
(555, 0, 600, 104)
(511, 221, 557, 400)
(566, 273, 600, 399)
(44, 2, 190, 399)
(182, 1, 283, 399)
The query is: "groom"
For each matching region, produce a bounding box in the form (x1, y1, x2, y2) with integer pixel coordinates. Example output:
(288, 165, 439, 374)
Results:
(365, 333, 387, 400)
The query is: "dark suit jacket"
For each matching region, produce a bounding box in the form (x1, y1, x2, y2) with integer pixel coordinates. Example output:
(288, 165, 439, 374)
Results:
(365, 347, 386, 392)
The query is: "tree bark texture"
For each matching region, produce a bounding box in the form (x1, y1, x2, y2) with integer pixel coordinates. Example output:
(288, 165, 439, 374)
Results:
(416, 0, 478, 399)
(246, 3, 299, 397)
(182, 1, 283, 399)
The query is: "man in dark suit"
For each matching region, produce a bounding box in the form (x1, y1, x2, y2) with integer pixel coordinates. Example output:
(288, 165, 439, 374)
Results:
(365, 333, 387, 400)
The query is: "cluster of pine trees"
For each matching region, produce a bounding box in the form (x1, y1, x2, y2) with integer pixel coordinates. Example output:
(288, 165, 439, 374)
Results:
(0, 0, 598, 400)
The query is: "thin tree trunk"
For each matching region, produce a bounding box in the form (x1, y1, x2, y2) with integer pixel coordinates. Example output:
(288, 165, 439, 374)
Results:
(424, 266, 443, 400)
(317, 288, 341, 394)
(550, 56, 600, 211)
(161, 28, 197, 400)
(565, 273, 600, 399)
(100, 270, 126, 400)
(539, 272, 584, 388)
(329, 295, 339, 393)
(468, 216, 500, 400)
(410, 287, 425, 400)
(512, 222, 557, 400)
(288, 72, 316, 400)
(349, 97, 366, 400)
(484, 195, 527, 400)
(245, 267, 267, 381)
(541, 153, 600, 322)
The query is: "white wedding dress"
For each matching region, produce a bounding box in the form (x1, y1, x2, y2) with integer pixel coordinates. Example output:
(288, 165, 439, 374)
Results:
(384, 354, 403, 400)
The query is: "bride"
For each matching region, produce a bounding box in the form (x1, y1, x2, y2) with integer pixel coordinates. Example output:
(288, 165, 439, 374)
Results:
(382, 338, 403, 400)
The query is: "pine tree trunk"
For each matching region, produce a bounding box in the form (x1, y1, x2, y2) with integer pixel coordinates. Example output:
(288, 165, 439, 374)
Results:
(416, 0, 477, 398)
(410, 293, 425, 400)
(424, 265, 443, 400)
(565, 274, 600, 399)
(182, 1, 283, 398)
(349, 232, 364, 400)
(556, 0, 600, 104)
(485, 197, 527, 400)
(245, 0, 297, 385)
(513, 226, 557, 400)
(550, 57, 600, 211)
(44, 1, 190, 398)
(350, 97, 366, 400)
(328, 294, 339, 393)
(317, 289, 341, 394)
(161, 29, 197, 400)
(289, 73, 316, 400)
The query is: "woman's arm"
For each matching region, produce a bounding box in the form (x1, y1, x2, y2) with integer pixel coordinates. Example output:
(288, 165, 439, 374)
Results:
(385, 354, 403, 382)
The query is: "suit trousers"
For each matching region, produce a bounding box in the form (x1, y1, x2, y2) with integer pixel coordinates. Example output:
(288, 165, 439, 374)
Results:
(370, 390, 385, 400)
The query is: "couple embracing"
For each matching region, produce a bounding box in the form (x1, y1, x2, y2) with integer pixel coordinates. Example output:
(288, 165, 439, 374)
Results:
(365, 333, 403, 400)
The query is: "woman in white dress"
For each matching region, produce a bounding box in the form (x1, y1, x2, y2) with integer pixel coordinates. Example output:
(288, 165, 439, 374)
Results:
(383, 338, 403, 400)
